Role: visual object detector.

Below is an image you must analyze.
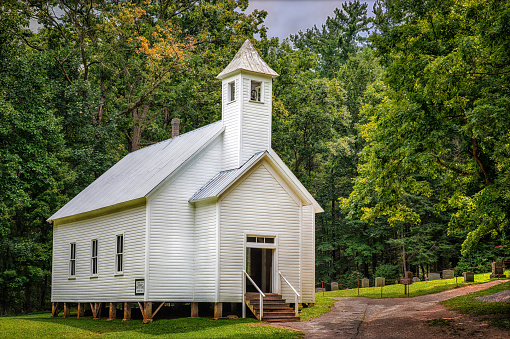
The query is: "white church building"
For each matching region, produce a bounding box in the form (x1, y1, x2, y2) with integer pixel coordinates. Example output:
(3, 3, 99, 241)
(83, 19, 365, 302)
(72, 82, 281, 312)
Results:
(49, 40, 323, 322)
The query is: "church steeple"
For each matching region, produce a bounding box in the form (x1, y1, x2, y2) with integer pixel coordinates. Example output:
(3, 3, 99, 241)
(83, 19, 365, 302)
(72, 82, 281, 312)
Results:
(218, 40, 278, 171)
(217, 40, 278, 80)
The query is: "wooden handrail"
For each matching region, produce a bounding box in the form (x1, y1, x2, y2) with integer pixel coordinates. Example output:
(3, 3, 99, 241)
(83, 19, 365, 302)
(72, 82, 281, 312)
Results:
(279, 271, 300, 317)
(243, 270, 265, 319)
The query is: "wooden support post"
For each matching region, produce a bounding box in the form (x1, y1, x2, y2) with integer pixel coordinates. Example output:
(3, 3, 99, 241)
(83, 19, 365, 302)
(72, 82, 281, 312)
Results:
(152, 302, 165, 319)
(142, 302, 153, 324)
(91, 302, 102, 319)
(214, 302, 223, 319)
(123, 302, 131, 321)
(191, 302, 199, 318)
(77, 303, 85, 318)
(108, 302, 117, 320)
(51, 302, 59, 317)
(63, 302, 70, 318)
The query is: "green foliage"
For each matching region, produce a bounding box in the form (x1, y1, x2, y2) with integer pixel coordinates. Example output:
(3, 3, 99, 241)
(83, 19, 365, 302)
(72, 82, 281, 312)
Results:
(344, 0, 510, 256)
(373, 264, 400, 280)
(291, 0, 372, 77)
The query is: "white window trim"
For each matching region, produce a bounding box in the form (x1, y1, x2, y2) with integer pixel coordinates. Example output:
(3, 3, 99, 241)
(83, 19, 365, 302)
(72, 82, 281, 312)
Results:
(228, 80, 236, 103)
(90, 239, 98, 278)
(115, 234, 124, 276)
(249, 80, 263, 103)
(69, 242, 76, 279)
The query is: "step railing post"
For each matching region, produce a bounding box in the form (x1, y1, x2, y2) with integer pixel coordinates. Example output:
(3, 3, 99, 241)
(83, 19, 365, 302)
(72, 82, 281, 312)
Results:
(259, 293, 263, 319)
(295, 294, 298, 317)
(279, 271, 301, 318)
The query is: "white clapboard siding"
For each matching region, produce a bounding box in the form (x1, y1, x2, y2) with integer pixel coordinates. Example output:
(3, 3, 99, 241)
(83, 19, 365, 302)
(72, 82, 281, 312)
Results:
(51, 206, 146, 302)
(222, 75, 241, 170)
(147, 138, 222, 301)
(193, 200, 218, 301)
(219, 162, 301, 303)
(240, 75, 271, 164)
(301, 205, 315, 303)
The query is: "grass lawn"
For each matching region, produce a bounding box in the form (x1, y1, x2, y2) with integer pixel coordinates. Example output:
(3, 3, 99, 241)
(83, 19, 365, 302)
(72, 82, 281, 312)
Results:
(299, 295, 335, 321)
(319, 271, 509, 299)
(442, 281, 510, 329)
(0, 313, 303, 339)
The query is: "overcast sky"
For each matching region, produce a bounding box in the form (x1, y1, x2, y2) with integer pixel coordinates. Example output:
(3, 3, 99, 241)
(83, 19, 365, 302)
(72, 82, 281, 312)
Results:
(29, 1, 377, 40)
(245, 0, 376, 40)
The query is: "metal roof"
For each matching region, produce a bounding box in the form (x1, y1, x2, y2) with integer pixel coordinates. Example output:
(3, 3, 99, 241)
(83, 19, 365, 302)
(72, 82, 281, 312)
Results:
(189, 151, 266, 202)
(216, 40, 279, 79)
(49, 121, 224, 221)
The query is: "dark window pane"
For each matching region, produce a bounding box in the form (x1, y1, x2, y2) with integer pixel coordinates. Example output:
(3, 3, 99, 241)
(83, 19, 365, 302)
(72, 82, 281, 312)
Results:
(247, 237, 256, 242)
(265, 238, 274, 243)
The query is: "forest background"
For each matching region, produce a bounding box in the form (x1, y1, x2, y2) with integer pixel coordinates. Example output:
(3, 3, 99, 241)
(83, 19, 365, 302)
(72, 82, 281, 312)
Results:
(1, 0, 509, 314)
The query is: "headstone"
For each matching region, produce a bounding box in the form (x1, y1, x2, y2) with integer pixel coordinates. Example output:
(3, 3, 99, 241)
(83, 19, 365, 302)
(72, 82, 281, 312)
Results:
(462, 271, 474, 282)
(316, 288, 326, 293)
(427, 273, 441, 281)
(331, 282, 339, 291)
(375, 277, 385, 287)
(412, 277, 421, 283)
(361, 278, 369, 288)
(442, 269, 454, 279)
(490, 262, 506, 278)
(405, 271, 414, 279)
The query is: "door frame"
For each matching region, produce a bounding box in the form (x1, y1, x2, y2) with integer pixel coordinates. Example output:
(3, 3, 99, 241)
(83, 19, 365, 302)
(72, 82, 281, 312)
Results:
(243, 233, 278, 294)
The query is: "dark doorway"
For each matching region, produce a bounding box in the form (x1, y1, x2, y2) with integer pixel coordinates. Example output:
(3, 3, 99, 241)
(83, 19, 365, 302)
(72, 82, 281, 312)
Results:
(246, 248, 273, 293)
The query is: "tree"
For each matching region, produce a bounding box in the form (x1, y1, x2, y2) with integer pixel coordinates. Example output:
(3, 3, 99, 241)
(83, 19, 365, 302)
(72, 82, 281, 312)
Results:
(344, 0, 510, 254)
(0, 35, 71, 314)
(291, 0, 372, 78)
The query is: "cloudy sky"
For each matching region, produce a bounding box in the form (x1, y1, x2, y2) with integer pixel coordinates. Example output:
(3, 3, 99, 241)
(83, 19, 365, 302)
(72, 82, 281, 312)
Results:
(245, 0, 377, 40)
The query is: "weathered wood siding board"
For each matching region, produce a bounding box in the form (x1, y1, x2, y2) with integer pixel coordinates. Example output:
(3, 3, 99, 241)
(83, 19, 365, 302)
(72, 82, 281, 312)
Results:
(219, 163, 301, 303)
(240, 75, 271, 164)
(193, 200, 218, 301)
(147, 138, 222, 301)
(301, 205, 315, 303)
(222, 76, 241, 170)
(51, 206, 146, 302)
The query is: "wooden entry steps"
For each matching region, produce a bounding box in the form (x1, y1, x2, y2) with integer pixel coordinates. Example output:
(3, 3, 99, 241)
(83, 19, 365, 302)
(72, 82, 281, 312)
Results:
(245, 293, 299, 322)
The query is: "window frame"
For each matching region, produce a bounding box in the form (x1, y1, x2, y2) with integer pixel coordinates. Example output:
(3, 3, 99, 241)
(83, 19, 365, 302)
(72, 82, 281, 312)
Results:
(115, 234, 124, 275)
(228, 81, 236, 102)
(250, 80, 263, 102)
(69, 242, 76, 279)
(90, 239, 98, 277)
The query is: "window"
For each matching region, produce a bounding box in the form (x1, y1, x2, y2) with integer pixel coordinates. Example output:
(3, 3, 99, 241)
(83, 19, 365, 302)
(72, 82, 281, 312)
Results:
(115, 235, 123, 274)
(69, 243, 76, 277)
(228, 81, 235, 102)
(250, 80, 262, 101)
(247, 236, 274, 244)
(91, 239, 98, 276)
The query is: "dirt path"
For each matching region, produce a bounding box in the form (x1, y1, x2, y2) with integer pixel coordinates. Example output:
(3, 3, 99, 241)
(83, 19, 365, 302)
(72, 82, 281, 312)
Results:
(273, 280, 510, 339)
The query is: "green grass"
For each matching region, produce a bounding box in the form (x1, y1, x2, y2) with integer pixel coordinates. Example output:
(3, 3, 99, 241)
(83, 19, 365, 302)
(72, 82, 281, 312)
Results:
(442, 281, 510, 329)
(299, 295, 335, 321)
(320, 271, 509, 299)
(0, 313, 303, 339)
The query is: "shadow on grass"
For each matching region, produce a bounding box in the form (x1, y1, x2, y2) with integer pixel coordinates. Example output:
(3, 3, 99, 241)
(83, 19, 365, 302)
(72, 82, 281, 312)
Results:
(15, 313, 302, 338)
(441, 281, 510, 330)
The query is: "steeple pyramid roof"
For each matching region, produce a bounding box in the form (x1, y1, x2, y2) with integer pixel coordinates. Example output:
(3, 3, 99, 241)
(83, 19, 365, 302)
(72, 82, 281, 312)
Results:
(217, 39, 279, 79)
